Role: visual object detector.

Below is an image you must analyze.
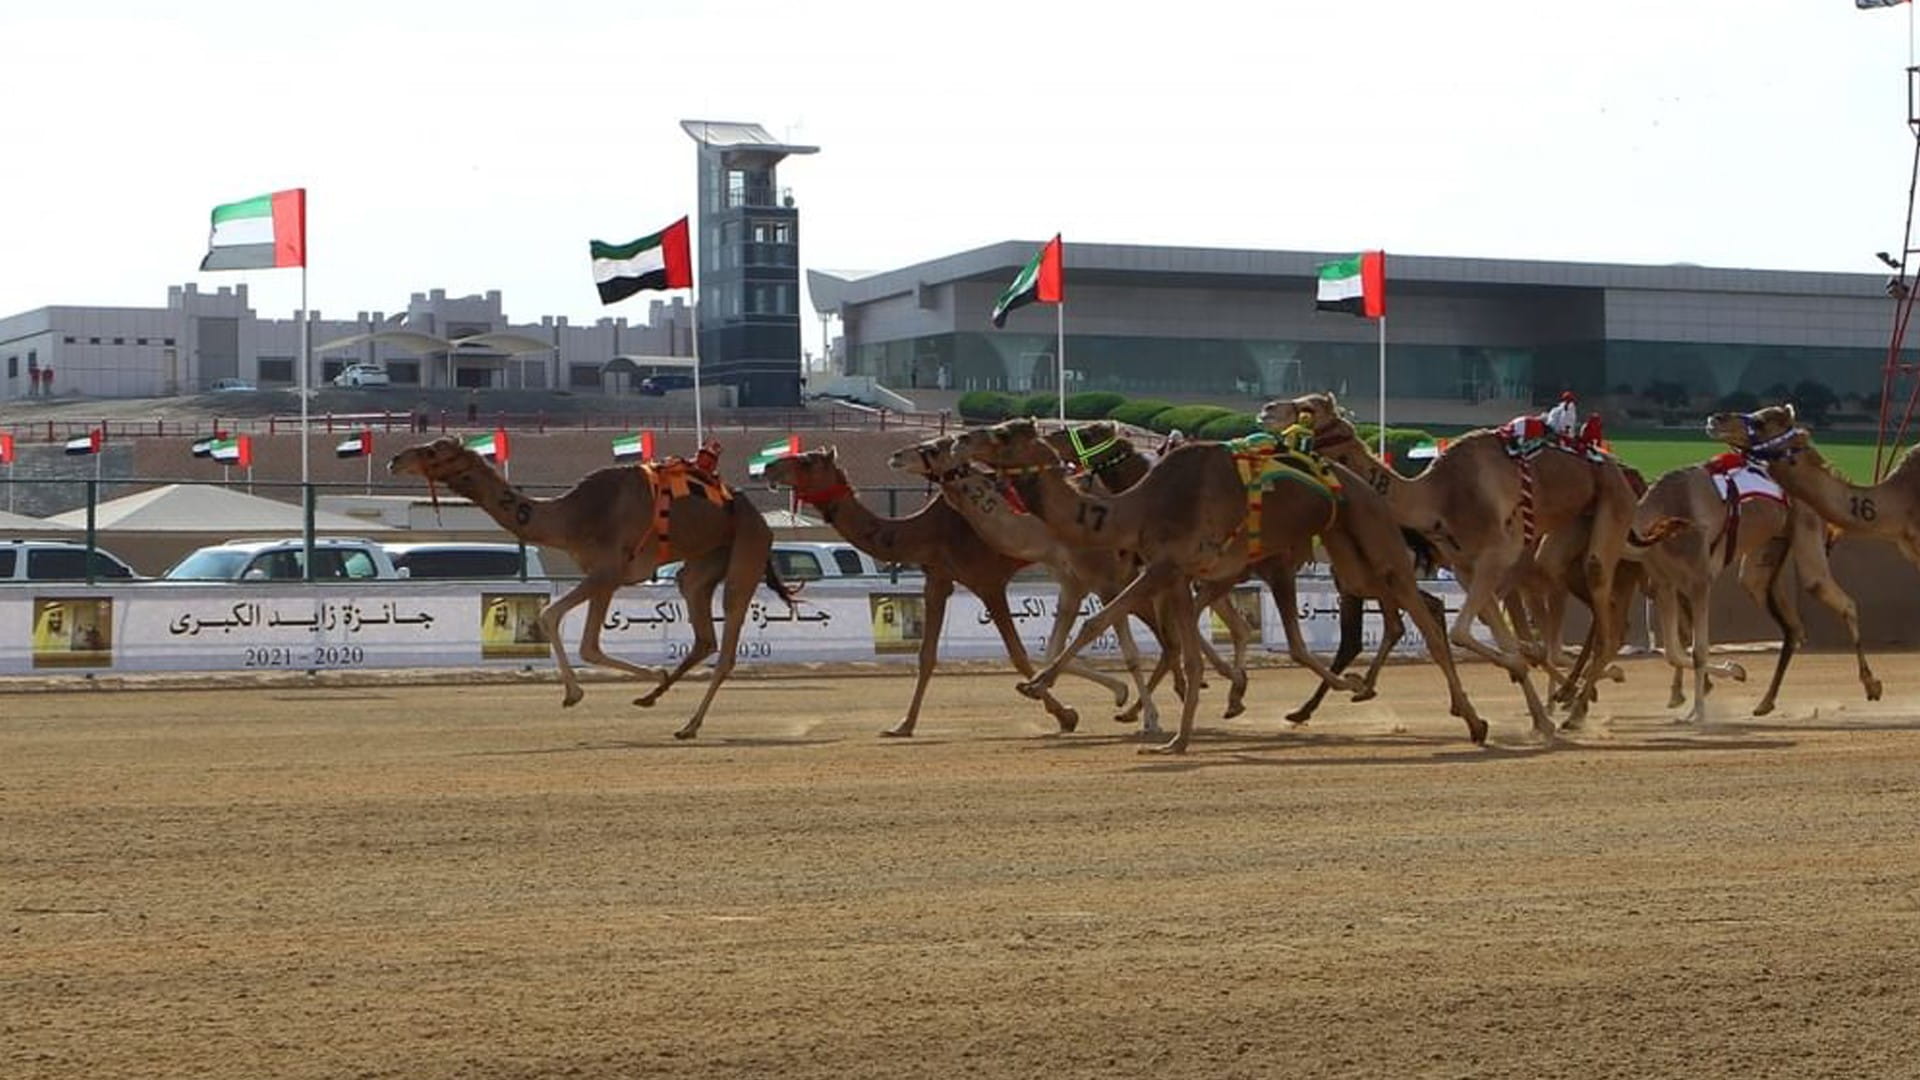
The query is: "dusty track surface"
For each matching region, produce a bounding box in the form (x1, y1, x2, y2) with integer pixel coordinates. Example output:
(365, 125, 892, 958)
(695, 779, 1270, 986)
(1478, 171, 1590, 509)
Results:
(5, 654, 1920, 1079)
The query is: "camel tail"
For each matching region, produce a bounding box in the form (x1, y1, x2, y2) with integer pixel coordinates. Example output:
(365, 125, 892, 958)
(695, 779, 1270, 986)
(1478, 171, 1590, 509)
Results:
(1399, 527, 1439, 576)
(763, 558, 799, 610)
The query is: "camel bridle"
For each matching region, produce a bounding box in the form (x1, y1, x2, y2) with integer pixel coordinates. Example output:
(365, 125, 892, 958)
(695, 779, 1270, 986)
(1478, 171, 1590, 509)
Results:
(787, 462, 853, 508)
(1733, 413, 1803, 464)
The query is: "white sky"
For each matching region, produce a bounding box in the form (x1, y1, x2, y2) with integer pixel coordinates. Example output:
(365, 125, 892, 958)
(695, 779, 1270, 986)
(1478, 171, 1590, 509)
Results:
(3, 0, 1916, 330)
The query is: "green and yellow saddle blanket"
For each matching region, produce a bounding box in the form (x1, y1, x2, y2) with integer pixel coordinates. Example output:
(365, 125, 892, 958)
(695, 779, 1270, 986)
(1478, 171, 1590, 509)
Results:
(1222, 432, 1344, 559)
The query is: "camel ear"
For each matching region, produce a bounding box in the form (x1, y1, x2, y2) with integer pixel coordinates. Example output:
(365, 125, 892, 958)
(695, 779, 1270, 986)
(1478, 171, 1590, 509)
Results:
(825, 444, 838, 461)
(1784, 403, 1798, 422)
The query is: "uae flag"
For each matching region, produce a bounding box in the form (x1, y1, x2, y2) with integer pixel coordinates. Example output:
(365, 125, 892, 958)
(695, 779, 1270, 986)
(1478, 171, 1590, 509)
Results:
(200, 189, 306, 271)
(0, 432, 14, 465)
(1858, 0, 1910, 9)
(190, 431, 229, 458)
(990, 235, 1065, 328)
(209, 435, 252, 467)
(590, 217, 693, 304)
(612, 431, 654, 464)
(1315, 251, 1386, 318)
(465, 429, 510, 463)
(64, 430, 102, 456)
(747, 435, 801, 477)
(335, 430, 373, 459)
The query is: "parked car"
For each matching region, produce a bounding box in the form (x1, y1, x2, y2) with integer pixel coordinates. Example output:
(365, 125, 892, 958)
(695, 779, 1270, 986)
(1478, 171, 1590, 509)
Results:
(209, 377, 256, 392)
(162, 537, 404, 581)
(0, 538, 140, 582)
(333, 364, 391, 389)
(382, 542, 547, 580)
(655, 541, 916, 583)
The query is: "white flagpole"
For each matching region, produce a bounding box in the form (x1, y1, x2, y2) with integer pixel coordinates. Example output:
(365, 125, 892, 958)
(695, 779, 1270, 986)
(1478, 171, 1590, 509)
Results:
(94, 436, 102, 483)
(1377, 313, 1388, 458)
(300, 266, 311, 488)
(1056, 299, 1067, 421)
(690, 288, 704, 447)
(6, 461, 13, 513)
(364, 446, 372, 494)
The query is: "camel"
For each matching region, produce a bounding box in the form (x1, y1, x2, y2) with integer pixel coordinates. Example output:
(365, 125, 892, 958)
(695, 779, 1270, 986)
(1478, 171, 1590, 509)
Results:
(1036, 420, 1414, 726)
(955, 419, 1484, 754)
(1265, 392, 1639, 734)
(388, 435, 791, 739)
(762, 446, 1128, 737)
(886, 434, 1170, 733)
(1626, 454, 1880, 722)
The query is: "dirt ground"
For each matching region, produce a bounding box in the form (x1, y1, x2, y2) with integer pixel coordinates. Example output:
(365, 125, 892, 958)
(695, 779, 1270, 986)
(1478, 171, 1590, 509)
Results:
(4, 653, 1919, 1080)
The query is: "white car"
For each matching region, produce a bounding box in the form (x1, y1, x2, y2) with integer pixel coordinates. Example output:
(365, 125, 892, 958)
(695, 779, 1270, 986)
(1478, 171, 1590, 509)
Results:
(163, 537, 404, 581)
(654, 541, 917, 583)
(383, 542, 548, 580)
(0, 539, 141, 582)
(333, 364, 391, 389)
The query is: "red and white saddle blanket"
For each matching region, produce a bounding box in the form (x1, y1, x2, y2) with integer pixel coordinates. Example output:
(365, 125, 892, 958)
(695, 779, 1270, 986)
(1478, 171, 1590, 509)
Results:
(1703, 452, 1785, 506)
(1496, 415, 1612, 464)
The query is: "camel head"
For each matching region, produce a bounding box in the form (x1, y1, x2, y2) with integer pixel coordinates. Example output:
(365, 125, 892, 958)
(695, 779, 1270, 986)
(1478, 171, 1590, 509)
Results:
(761, 445, 848, 501)
(1043, 421, 1132, 473)
(888, 435, 970, 481)
(1259, 392, 1351, 440)
(955, 418, 1063, 472)
(388, 435, 484, 480)
(1705, 404, 1803, 458)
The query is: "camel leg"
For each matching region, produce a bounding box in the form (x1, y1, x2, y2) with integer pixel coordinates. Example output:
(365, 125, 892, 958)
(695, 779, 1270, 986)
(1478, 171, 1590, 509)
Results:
(669, 533, 774, 740)
(1652, 577, 1691, 710)
(1257, 565, 1367, 695)
(1394, 575, 1487, 743)
(1106, 615, 1162, 734)
(637, 559, 723, 716)
(883, 576, 953, 737)
(1734, 547, 1796, 719)
(979, 587, 1081, 733)
(1286, 593, 1366, 724)
(1019, 559, 1182, 699)
(1452, 552, 1555, 738)
(1561, 504, 1629, 731)
(1043, 577, 1133, 707)
(1142, 577, 1206, 756)
(1352, 597, 1405, 702)
(1204, 592, 1252, 719)
(574, 571, 668, 686)
(1792, 511, 1882, 703)
(537, 575, 617, 708)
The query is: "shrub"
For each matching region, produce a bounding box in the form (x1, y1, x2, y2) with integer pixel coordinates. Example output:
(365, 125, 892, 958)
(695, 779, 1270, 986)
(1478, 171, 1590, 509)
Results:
(957, 390, 1018, 422)
(1151, 404, 1234, 435)
(1064, 391, 1127, 420)
(1017, 392, 1063, 418)
(1197, 412, 1261, 441)
(1107, 398, 1177, 428)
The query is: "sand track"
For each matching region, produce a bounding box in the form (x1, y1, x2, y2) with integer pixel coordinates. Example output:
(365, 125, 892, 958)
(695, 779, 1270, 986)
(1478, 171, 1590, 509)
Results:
(4, 653, 1919, 1079)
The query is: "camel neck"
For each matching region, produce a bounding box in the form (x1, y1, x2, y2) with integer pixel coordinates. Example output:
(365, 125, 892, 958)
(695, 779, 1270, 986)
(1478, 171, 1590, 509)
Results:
(806, 483, 919, 562)
(938, 473, 1052, 563)
(1320, 436, 1440, 520)
(1775, 449, 1882, 532)
(1013, 465, 1137, 549)
(439, 463, 566, 548)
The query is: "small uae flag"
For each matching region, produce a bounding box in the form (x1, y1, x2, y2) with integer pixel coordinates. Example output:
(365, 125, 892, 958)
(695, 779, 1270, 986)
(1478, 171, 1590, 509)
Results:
(335, 430, 373, 459)
(0, 432, 14, 465)
(1315, 251, 1386, 318)
(64, 430, 102, 456)
(200, 189, 307, 271)
(612, 431, 654, 464)
(190, 431, 228, 458)
(990, 235, 1065, 328)
(465, 429, 510, 463)
(747, 435, 801, 477)
(591, 217, 694, 305)
(209, 435, 252, 467)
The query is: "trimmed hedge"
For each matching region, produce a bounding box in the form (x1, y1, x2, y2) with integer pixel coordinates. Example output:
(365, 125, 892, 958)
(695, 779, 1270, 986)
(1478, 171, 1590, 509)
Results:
(1150, 404, 1234, 435)
(1106, 399, 1177, 428)
(957, 390, 1019, 422)
(1197, 412, 1261, 440)
(1065, 391, 1127, 420)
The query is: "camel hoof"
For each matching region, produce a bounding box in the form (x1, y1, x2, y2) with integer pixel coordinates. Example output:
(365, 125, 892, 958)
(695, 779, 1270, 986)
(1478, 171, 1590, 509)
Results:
(672, 726, 699, 740)
(1666, 690, 1686, 709)
(1465, 716, 1489, 744)
(1605, 664, 1626, 683)
(1054, 707, 1080, 734)
(1866, 679, 1884, 702)
(1139, 737, 1188, 756)
(561, 686, 584, 708)
(880, 724, 915, 738)
(1220, 701, 1246, 720)
(1114, 702, 1142, 725)
(1348, 687, 1377, 704)
(633, 694, 661, 709)
(1284, 709, 1311, 725)
(1726, 662, 1748, 683)
(1109, 685, 1131, 709)
(1750, 701, 1775, 718)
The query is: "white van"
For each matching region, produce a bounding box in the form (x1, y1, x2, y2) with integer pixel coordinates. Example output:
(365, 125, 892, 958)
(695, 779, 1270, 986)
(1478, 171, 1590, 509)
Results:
(0, 539, 141, 582)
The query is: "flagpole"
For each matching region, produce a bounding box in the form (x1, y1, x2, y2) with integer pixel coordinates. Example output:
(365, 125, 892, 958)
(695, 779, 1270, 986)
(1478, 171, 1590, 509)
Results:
(690, 288, 704, 447)
(1377, 313, 1388, 458)
(1056, 299, 1067, 421)
(300, 266, 311, 488)
(364, 443, 372, 494)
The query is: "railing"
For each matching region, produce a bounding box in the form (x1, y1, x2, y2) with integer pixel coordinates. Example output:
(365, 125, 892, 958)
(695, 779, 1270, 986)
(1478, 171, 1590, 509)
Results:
(0, 406, 956, 443)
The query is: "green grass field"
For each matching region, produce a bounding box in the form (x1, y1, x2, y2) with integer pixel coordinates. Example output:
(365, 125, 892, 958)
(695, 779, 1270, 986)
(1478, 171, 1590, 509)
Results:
(1601, 433, 1887, 481)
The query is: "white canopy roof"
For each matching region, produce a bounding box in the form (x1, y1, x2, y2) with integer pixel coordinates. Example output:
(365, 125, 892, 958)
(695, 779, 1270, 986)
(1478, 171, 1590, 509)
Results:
(45, 484, 389, 532)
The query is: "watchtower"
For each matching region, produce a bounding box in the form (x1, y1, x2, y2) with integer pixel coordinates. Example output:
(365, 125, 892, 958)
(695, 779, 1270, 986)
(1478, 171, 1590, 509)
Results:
(680, 120, 818, 407)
